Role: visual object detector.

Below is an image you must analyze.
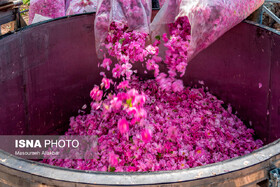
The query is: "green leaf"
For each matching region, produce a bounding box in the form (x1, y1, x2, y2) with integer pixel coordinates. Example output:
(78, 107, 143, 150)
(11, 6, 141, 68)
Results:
(23, 0, 30, 5)
(155, 35, 161, 40)
(119, 38, 125, 44)
(129, 136, 133, 143)
(126, 98, 132, 107)
(157, 153, 162, 159)
(109, 166, 116, 172)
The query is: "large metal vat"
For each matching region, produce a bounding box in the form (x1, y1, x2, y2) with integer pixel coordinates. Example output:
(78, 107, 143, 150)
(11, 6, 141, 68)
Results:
(0, 13, 280, 186)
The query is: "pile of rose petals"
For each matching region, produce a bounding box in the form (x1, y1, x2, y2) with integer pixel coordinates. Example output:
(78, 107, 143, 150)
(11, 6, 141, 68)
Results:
(42, 13, 263, 172)
(43, 77, 263, 172)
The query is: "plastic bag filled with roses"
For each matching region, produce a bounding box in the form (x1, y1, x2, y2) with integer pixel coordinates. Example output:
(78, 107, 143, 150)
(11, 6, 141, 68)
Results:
(151, 0, 265, 66)
(94, 0, 152, 58)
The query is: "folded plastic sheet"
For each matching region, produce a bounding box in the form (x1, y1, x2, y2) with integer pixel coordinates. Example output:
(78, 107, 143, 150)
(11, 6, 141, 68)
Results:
(29, 0, 65, 24)
(66, 0, 97, 16)
(66, 0, 72, 10)
(32, 14, 51, 24)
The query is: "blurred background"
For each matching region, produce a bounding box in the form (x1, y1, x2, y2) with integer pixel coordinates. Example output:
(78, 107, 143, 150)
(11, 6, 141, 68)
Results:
(0, 0, 279, 35)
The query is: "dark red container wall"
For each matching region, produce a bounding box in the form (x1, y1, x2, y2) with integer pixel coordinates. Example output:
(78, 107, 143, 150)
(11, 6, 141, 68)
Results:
(0, 14, 279, 144)
(186, 23, 280, 143)
(270, 34, 280, 141)
(0, 15, 101, 135)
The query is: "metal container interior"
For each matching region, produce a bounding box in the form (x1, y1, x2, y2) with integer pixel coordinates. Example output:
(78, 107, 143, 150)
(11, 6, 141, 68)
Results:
(0, 13, 280, 186)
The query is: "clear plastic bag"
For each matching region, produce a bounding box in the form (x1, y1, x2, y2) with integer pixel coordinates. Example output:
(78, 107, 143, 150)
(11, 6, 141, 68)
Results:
(29, 0, 65, 24)
(151, 0, 265, 62)
(66, 0, 72, 10)
(66, 0, 98, 16)
(158, 0, 165, 7)
(95, 0, 152, 58)
(31, 14, 52, 24)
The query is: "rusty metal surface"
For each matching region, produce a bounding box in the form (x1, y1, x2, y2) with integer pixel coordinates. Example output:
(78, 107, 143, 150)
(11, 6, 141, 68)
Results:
(0, 9, 16, 25)
(0, 0, 14, 6)
(0, 0, 23, 33)
(0, 13, 279, 186)
(0, 0, 22, 6)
